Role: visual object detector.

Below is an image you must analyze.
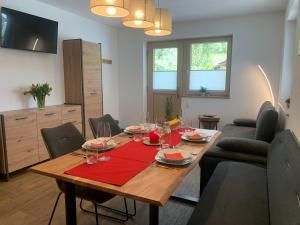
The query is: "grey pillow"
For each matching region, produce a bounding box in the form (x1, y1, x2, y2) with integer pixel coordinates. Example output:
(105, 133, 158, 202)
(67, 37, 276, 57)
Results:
(233, 118, 256, 127)
(255, 109, 278, 142)
(217, 137, 270, 156)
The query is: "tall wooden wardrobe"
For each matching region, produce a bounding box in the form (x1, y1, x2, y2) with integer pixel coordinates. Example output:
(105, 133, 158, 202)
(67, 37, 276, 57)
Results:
(63, 39, 103, 139)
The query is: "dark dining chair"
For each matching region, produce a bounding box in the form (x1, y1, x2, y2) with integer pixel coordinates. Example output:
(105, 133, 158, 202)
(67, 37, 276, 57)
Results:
(89, 114, 122, 137)
(41, 123, 136, 225)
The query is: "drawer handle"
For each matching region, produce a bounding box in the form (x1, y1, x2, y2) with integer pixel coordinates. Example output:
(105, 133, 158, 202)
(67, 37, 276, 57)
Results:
(45, 113, 56, 116)
(15, 117, 28, 121)
(27, 148, 33, 153)
(68, 110, 76, 113)
(90, 92, 97, 95)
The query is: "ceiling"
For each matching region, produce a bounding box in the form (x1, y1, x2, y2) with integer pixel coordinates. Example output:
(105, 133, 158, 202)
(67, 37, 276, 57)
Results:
(37, 0, 288, 26)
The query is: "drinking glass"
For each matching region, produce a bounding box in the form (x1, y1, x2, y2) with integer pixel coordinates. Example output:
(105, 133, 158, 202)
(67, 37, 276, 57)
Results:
(98, 121, 111, 161)
(144, 112, 152, 131)
(163, 121, 173, 148)
(133, 133, 143, 142)
(86, 149, 98, 164)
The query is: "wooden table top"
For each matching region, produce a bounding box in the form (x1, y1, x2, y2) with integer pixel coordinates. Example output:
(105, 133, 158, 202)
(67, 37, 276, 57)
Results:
(31, 131, 220, 207)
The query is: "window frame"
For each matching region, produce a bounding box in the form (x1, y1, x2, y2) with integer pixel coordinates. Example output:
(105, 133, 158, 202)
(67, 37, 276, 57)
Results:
(182, 36, 233, 98)
(147, 35, 233, 99)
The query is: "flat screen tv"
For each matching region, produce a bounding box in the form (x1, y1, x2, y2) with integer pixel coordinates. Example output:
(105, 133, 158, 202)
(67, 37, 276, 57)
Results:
(1, 7, 58, 54)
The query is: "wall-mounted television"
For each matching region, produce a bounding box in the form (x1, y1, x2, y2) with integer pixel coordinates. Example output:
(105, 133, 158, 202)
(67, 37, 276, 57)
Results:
(1, 7, 58, 54)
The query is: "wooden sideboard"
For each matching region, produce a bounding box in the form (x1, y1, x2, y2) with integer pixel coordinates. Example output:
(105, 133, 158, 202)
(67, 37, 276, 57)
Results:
(0, 104, 82, 180)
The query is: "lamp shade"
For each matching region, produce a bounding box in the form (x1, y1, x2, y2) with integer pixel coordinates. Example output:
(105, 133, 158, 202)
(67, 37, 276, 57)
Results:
(90, 0, 130, 18)
(122, 0, 155, 28)
(145, 8, 172, 36)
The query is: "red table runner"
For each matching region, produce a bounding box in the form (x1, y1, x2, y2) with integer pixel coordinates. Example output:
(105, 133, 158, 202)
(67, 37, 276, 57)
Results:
(64, 130, 183, 186)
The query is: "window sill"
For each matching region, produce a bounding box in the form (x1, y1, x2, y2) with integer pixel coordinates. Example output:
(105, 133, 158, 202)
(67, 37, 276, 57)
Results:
(181, 94, 231, 99)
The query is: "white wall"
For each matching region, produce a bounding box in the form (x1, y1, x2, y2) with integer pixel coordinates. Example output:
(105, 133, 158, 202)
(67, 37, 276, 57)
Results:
(117, 12, 284, 128)
(279, 20, 296, 104)
(0, 0, 120, 119)
(287, 0, 300, 139)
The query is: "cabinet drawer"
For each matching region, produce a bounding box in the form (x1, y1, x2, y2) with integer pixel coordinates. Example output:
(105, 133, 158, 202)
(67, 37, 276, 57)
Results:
(7, 138, 39, 172)
(63, 119, 82, 133)
(37, 108, 61, 124)
(6, 137, 38, 153)
(84, 90, 102, 105)
(5, 124, 37, 141)
(85, 104, 102, 117)
(85, 127, 94, 140)
(83, 79, 101, 90)
(62, 105, 81, 120)
(4, 112, 36, 128)
(38, 141, 50, 161)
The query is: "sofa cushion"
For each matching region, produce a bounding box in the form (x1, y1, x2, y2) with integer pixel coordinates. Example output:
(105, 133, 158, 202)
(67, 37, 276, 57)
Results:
(256, 101, 273, 121)
(233, 118, 257, 127)
(268, 130, 300, 225)
(217, 137, 269, 156)
(255, 106, 278, 142)
(188, 162, 269, 225)
(221, 124, 256, 139)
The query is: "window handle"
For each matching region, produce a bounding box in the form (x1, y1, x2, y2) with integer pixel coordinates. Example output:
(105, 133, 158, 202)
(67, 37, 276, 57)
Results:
(177, 88, 180, 98)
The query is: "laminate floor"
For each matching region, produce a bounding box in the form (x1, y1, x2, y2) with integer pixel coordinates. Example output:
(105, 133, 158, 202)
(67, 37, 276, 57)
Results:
(0, 166, 200, 225)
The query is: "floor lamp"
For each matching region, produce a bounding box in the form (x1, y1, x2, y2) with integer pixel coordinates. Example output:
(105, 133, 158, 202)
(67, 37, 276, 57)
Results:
(257, 64, 275, 106)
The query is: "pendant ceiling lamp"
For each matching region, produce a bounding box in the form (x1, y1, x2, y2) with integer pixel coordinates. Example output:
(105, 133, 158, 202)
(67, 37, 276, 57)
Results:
(122, 0, 155, 29)
(145, 8, 172, 36)
(90, 0, 130, 18)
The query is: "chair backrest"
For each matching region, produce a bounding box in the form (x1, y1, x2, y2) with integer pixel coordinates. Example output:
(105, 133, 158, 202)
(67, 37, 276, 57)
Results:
(255, 105, 278, 142)
(268, 130, 300, 225)
(41, 122, 85, 159)
(89, 114, 122, 138)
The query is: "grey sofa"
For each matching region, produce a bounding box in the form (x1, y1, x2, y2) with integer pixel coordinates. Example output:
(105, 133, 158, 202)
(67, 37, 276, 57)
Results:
(200, 101, 278, 191)
(188, 130, 300, 225)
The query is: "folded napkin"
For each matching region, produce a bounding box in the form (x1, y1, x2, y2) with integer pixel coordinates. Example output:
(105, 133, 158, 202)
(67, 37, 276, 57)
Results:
(149, 131, 160, 144)
(187, 133, 206, 140)
(90, 142, 107, 148)
(164, 153, 184, 161)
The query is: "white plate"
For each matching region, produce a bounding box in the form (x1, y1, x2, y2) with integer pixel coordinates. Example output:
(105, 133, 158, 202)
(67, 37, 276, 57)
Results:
(155, 155, 193, 166)
(82, 139, 118, 152)
(181, 135, 210, 143)
(157, 149, 192, 163)
(124, 129, 149, 134)
(124, 124, 156, 134)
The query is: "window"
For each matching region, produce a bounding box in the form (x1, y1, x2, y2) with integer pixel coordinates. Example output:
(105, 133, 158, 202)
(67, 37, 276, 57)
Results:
(147, 36, 232, 98)
(185, 37, 232, 97)
(153, 48, 178, 90)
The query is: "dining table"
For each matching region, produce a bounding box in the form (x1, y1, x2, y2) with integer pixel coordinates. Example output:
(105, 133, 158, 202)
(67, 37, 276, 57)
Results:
(30, 129, 220, 225)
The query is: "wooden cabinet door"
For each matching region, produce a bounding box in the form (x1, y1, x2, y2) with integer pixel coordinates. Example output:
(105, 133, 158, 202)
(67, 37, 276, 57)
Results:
(4, 111, 39, 172)
(82, 41, 103, 139)
(36, 107, 62, 161)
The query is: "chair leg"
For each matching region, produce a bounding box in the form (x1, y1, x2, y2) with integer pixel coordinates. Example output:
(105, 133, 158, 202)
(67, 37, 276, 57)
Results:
(80, 198, 137, 222)
(48, 192, 63, 225)
(94, 203, 99, 225)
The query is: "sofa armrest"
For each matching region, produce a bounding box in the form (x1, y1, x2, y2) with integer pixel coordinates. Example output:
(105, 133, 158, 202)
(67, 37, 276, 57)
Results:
(233, 118, 256, 127)
(217, 137, 270, 156)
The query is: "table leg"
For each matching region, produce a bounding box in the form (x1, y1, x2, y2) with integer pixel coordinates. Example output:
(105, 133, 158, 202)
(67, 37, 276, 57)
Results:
(149, 204, 159, 225)
(64, 182, 77, 225)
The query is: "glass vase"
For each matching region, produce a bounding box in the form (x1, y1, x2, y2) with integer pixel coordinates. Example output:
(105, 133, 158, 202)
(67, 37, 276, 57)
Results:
(36, 96, 46, 109)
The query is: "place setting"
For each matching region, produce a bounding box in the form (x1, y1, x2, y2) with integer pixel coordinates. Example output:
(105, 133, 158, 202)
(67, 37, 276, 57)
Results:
(181, 129, 218, 143)
(82, 121, 119, 164)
